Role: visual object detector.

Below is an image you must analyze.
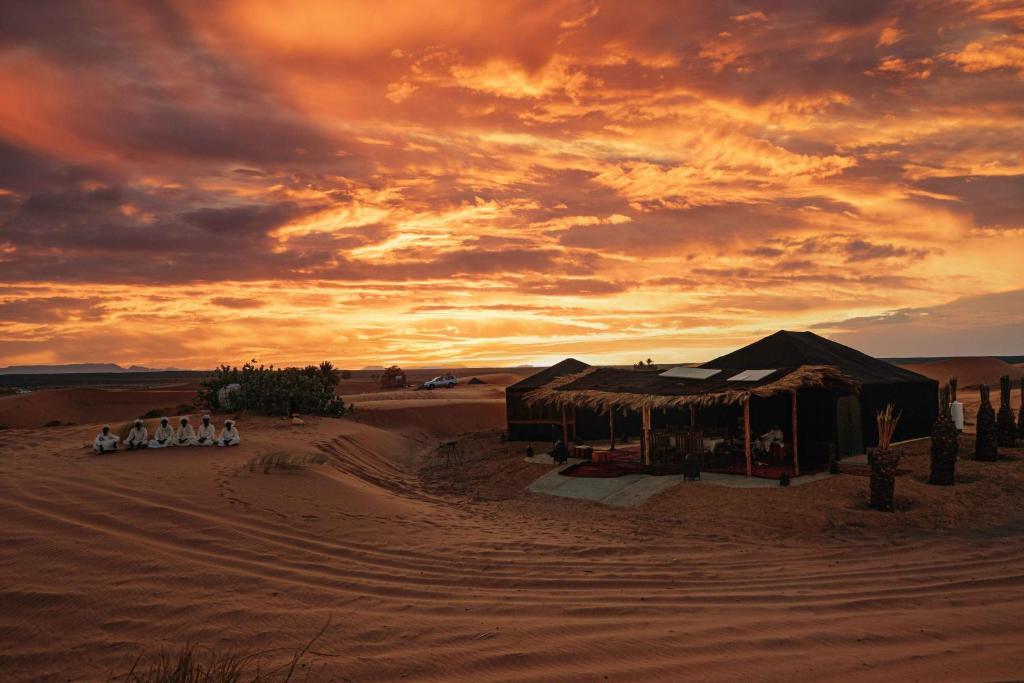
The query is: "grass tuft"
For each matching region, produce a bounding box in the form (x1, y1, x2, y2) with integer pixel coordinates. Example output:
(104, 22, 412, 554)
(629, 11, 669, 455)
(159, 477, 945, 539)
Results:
(246, 450, 329, 474)
(113, 621, 331, 682)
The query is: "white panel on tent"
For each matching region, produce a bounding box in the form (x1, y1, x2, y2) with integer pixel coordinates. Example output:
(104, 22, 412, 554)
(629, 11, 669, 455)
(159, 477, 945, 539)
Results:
(659, 367, 721, 380)
(727, 369, 776, 382)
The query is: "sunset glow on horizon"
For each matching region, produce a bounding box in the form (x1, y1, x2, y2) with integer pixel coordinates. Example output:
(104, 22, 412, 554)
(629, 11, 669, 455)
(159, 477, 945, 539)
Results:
(1, 1, 1023, 369)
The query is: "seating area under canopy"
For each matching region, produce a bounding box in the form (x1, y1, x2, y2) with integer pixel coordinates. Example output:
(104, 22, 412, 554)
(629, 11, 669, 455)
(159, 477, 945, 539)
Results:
(525, 362, 860, 478)
(514, 331, 938, 478)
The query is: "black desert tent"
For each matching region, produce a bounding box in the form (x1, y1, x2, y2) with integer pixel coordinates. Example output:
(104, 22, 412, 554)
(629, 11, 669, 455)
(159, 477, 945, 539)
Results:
(700, 331, 937, 452)
(506, 358, 589, 440)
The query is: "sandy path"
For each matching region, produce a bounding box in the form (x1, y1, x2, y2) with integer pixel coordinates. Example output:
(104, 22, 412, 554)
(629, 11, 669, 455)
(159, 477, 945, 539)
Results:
(1, 405, 1024, 681)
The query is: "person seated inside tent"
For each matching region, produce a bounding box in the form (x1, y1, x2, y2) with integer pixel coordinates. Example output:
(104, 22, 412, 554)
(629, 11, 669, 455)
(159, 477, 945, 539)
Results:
(93, 424, 119, 453)
(125, 419, 148, 449)
(148, 417, 174, 448)
(758, 424, 785, 460)
(217, 419, 240, 447)
(757, 424, 783, 449)
(174, 416, 198, 447)
(195, 415, 216, 446)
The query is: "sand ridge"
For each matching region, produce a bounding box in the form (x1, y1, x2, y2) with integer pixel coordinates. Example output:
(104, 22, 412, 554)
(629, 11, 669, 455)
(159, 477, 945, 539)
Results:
(899, 356, 1024, 388)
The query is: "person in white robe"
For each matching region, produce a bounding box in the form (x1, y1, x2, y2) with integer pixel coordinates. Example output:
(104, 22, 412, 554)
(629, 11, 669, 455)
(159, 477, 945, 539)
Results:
(148, 417, 174, 448)
(93, 424, 119, 453)
(125, 419, 148, 449)
(217, 419, 240, 447)
(196, 414, 216, 446)
(757, 425, 784, 452)
(174, 416, 197, 447)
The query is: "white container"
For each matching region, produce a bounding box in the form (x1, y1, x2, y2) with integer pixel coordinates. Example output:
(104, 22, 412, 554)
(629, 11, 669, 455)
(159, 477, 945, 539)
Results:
(950, 401, 964, 431)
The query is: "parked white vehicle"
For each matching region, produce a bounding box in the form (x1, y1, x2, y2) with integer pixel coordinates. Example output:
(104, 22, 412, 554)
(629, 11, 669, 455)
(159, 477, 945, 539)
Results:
(423, 374, 458, 389)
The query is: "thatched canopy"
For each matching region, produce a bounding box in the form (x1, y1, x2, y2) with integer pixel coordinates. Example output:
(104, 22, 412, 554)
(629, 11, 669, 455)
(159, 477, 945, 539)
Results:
(524, 364, 860, 412)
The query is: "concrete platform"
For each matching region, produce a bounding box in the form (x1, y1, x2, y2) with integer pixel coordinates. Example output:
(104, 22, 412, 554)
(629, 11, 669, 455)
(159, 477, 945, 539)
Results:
(526, 466, 833, 507)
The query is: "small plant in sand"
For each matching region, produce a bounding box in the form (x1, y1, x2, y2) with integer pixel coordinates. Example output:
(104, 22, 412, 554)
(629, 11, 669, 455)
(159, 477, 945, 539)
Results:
(116, 620, 329, 682)
(247, 450, 329, 474)
(996, 374, 1017, 447)
(868, 403, 901, 511)
(929, 384, 958, 485)
(974, 384, 999, 461)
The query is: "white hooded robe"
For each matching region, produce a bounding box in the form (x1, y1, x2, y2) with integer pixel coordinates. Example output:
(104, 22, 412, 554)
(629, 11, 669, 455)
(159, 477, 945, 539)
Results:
(93, 427, 119, 453)
(217, 422, 240, 447)
(149, 421, 175, 448)
(125, 423, 148, 448)
(196, 419, 216, 446)
(175, 420, 198, 447)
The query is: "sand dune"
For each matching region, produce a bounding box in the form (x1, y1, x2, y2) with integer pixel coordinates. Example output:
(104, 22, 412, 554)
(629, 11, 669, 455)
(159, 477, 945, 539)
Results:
(2, 394, 1024, 681)
(0, 387, 198, 429)
(899, 356, 1024, 388)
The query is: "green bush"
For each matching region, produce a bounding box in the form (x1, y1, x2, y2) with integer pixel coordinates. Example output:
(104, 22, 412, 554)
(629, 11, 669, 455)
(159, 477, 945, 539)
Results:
(198, 360, 346, 417)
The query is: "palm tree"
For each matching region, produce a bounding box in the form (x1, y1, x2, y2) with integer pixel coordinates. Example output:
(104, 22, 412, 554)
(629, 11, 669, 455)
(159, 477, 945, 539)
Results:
(996, 375, 1017, 447)
(929, 384, 957, 485)
(975, 384, 998, 461)
(319, 361, 340, 388)
(1018, 378, 1024, 440)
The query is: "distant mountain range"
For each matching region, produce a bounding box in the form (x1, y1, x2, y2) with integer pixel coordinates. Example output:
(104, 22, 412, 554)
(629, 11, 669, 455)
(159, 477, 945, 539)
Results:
(0, 363, 184, 375)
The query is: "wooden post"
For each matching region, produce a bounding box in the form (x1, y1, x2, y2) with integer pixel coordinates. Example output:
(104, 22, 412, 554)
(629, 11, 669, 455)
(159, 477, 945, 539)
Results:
(743, 397, 752, 478)
(561, 404, 569, 448)
(608, 407, 616, 451)
(642, 404, 652, 465)
(690, 405, 696, 428)
(791, 391, 800, 477)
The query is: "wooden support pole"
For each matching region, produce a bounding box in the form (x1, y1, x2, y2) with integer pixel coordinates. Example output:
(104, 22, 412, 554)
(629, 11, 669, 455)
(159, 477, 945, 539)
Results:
(743, 397, 752, 478)
(690, 405, 696, 428)
(608, 408, 616, 451)
(791, 391, 800, 477)
(561, 404, 569, 448)
(642, 404, 652, 466)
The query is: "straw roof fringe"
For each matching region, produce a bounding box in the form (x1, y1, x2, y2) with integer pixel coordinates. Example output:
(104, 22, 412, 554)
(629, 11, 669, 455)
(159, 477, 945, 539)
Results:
(524, 365, 860, 412)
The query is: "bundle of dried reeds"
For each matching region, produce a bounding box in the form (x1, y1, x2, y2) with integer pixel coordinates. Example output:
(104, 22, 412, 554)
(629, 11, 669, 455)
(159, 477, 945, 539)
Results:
(869, 403, 902, 511)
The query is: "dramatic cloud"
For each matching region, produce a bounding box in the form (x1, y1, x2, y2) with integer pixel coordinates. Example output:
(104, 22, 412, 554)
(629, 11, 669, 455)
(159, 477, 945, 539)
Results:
(0, 0, 1022, 367)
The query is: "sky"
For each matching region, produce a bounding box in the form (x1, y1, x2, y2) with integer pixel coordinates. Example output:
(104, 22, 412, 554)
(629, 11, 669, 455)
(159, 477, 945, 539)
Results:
(1, 0, 1023, 369)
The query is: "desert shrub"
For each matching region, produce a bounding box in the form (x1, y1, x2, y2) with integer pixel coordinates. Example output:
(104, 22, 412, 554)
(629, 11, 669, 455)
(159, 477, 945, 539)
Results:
(44, 420, 61, 427)
(246, 450, 329, 474)
(340, 369, 351, 380)
(140, 408, 163, 419)
(379, 365, 406, 389)
(198, 360, 346, 418)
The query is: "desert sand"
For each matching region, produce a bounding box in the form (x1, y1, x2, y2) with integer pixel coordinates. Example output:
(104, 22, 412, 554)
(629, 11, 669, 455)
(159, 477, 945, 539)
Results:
(2, 376, 1024, 681)
(899, 356, 1024, 388)
(0, 387, 199, 430)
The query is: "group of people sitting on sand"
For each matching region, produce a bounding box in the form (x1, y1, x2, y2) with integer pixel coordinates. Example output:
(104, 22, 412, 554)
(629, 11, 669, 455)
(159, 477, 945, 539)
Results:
(93, 415, 240, 453)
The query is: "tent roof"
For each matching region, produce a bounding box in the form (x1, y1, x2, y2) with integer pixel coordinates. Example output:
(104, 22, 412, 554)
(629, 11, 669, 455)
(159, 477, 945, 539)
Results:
(507, 358, 591, 391)
(526, 364, 859, 411)
(701, 331, 933, 385)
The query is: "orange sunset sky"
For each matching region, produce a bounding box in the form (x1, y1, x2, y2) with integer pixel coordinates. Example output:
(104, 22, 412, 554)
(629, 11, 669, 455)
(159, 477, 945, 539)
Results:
(1, 0, 1022, 369)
